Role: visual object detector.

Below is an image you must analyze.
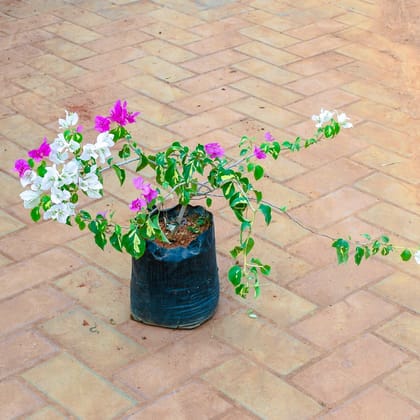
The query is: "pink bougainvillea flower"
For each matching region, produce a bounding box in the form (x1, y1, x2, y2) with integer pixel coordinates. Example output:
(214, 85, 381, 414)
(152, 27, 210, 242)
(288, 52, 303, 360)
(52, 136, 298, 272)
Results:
(94, 115, 111, 133)
(109, 100, 127, 125)
(253, 146, 266, 160)
(108, 100, 139, 126)
(133, 176, 147, 190)
(97, 210, 108, 218)
(129, 197, 147, 212)
(126, 110, 140, 124)
(264, 131, 275, 142)
(76, 125, 84, 133)
(132, 176, 158, 203)
(14, 159, 31, 178)
(28, 137, 51, 162)
(143, 188, 158, 203)
(204, 142, 224, 159)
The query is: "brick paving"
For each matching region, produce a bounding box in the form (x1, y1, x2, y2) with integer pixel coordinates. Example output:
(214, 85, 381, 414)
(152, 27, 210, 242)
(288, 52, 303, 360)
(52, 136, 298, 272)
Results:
(0, 0, 419, 418)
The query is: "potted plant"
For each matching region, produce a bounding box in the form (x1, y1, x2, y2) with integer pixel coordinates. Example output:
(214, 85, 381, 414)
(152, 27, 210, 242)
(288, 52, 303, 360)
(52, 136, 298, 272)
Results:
(14, 100, 419, 328)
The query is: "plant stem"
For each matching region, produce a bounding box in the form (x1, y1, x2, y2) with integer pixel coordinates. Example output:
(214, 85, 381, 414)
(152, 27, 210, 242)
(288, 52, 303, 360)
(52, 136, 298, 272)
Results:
(176, 204, 187, 225)
(100, 156, 140, 172)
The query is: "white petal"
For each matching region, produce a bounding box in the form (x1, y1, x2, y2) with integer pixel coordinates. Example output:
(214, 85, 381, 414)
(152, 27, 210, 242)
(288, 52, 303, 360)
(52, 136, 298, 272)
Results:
(20, 190, 41, 209)
(80, 144, 97, 161)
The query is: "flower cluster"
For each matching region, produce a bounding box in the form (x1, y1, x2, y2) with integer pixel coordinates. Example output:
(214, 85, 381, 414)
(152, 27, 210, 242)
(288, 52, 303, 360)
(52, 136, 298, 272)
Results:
(129, 176, 158, 212)
(14, 101, 139, 225)
(14, 100, 419, 298)
(312, 109, 353, 129)
(95, 100, 140, 133)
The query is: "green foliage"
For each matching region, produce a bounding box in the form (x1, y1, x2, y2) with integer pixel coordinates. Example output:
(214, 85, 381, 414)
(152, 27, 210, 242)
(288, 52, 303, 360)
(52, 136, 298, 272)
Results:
(400, 249, 412, 261)
(19, 103, 415, 300)
(332, 238, 350, 264)
(259, 204, 272, 225)
(122, 227, 145, 259)
(30, 206, 41, 222)
(228, 265, 242, 286)
(112, 164, 126, 186)
(110, 224, 123, 252)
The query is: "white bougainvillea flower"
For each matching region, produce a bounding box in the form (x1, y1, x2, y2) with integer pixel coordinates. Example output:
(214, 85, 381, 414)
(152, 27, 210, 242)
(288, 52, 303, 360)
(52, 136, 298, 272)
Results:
(79, 171, 103, 199)
(40, 165, 60, 191)
(336, 111, 353, 128)
(68, 139, 81, 153)
(20, 170, 36, 187)
(59, 160, 80, 186)
(312, 109, 334, 128)
(51, 185, 71, 204)
(414, 250, 420, 264)
(79, 143, 98, 162)
(30, 175, 43, 192)
(59, 110, 79, 129)
(20, 189, 41, 209)
(95, 131, 115, 163)
(44, 202, 75, 224)
(49, 149, 69, 165)
(51, 133, 68, 153)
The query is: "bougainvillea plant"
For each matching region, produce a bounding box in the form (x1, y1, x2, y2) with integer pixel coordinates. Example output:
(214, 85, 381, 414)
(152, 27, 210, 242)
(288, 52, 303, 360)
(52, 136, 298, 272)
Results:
(14, 100, 419, 297)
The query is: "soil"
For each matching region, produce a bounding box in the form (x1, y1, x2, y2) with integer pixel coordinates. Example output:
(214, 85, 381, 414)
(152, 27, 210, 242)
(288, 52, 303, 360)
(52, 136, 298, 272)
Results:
(155, 211, 211, 249)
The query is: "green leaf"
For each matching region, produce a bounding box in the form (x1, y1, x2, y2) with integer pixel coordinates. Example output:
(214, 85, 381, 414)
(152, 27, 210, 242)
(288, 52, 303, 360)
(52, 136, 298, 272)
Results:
(123, 228, 146, 259)
(40, 195, 52, 211)
(94, 232, 107, 250)
(260, 264, 271, 276)
(254, 190, 262, 203)
(74, 214, 86, 230)
(73, 132, 83, 143)
(324, 125, 334, 138)
(372, 240, 380, 254)
(37, 162, 47, 177)
(30, 206, 41, 222)
(230, 193, 248, 211)
(79, 210, 92, 221)
(230, 245, 243, 259)
(381, 246, 392, 256)
(135, 154, 148, 172)
(110, 125, 129, 141)
(110, 226, 123, 252)
(206, 197, 212, 208)
(361, 233, 371, 240)
(244, 237, 254, 255)
(228, 265, 242, 286)
(88, 220, 98, 234)
(241, 220, 251, 233)
(254, 165, 264, 180)
(400, 249, 412, 261)
(332, 238, 350, 264)
(112, 165, 126, 186)
(70, 193, 78, 204)
(118, 144, 131, 159)
(259, 204, 272, 225)
(235, 283, 249, 298)
(222, 182, 235, 199)
(380, 235, 390, 244)
(354, 246, 364, 266)
(232, 209, 249, 223)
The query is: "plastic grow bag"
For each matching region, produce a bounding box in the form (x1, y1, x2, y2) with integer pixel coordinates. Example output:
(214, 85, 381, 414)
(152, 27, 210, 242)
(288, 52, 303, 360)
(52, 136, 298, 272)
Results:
(130, 205, 219, 329)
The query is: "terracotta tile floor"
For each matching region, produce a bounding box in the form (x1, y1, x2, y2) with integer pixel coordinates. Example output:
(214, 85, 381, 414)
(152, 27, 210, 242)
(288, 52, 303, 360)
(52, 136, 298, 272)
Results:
(0, 0, 419, 418)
